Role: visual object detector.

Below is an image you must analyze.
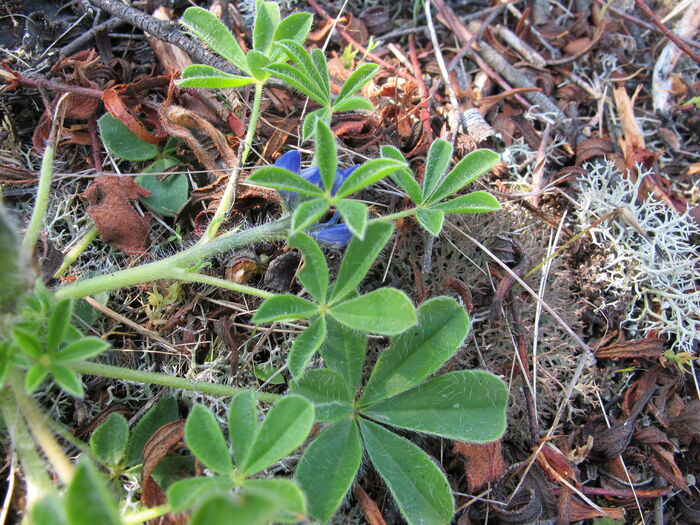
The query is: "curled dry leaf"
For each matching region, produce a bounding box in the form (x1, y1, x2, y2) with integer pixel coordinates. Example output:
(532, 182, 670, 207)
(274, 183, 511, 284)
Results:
(82, 176, 152, 255)
(141, 419, 187, 524)
(634, 426, 690, 493)
(263, 250, 302, 293)
(670, 400, 700, 445)
(453, 440, 506, 492)
(353, 483, 387, 525)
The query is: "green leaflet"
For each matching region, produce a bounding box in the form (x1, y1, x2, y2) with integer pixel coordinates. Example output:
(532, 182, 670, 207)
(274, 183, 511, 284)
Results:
(240, 395, 314, 476)
(180, 7, 248, 73)
(288, 232, 329, 302)
(66, 459, 122, 525)
(433, 191, 502, 213)
(167, 476, 234, 512)
(330, 222, 393, 303)
(97, 113, 158, 161)
(334, 199, 368, 240)
(126, 396, 178, 466)
(288, 316, 327, 378)
(359, 419, 454, 525)
(363, 370, 508, 442)
(315, 120, 337, 194)
(90, 413, 128, 466)
(185, 405, 234, 475)
(415, 208, 445, 236)
(319, 317, 366, 394)
(361, 297, 469, 405)
(229, 390, 258, 468)
(291, 368, 353, 422)
(421, 138, 453, 201)
(295, 419, 362, 522)
(252, 294, 319, 323)
(424, 149, 500, 205)
(330, 288, 416, 335)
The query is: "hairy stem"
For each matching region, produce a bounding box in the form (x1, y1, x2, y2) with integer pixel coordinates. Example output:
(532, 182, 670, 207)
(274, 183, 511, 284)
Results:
(205, 81, 264, 241)
(70, 361, 282, 403)
(123, 504, 172, 524)
(0, 389, 54, 502)
(371, 208, 417, 223)
(22, 95, 69, 259)
(9, 374, 74, 485)
(54, 226, 98, 278)
(55, 217, 290, 300)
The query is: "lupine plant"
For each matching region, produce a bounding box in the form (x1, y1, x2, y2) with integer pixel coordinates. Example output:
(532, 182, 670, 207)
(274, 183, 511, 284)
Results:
(0, 1, 507, 524)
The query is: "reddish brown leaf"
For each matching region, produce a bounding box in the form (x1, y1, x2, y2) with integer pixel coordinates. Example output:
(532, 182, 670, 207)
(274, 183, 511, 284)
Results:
(102, 87, 161, 145)
(536, 443, 581, 487)
(453, 440, 506, 492)
(670, 400, 700, 445)
(82, 176, 151, 255)
(595, 337, 665, 359)
(141, 419, 187, 524)
(353, 483, 387, 525)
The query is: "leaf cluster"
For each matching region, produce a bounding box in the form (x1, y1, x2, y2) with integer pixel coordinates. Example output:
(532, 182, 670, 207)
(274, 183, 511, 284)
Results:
(383, 139, 502, 235)
(3, 285, 109, 397)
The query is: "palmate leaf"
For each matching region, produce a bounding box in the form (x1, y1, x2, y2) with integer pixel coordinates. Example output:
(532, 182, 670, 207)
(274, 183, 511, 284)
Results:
(330, 222, 393, 303)
(275, 40, 329, 105)
(265, 63, 328, 106)
(424, 149, 500, 205)
(295, 419, 362, 523)
(246, 50, 271, 82)
(360, 297, 470, 406)
(288, 316, 327, 378)
(178, 65, 255, 89)
(185, 405, 234, 475)
(359, 419, 454, 525)
(239, 395, 314, 476)
(362, 370, 508, 442)
(433, 191, 501, 213)
(330, 288, 416, 335)
(180, 7, 248, 73)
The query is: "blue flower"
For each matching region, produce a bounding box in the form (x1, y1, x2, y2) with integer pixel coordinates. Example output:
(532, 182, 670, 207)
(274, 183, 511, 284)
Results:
(275, 150, 357, 246)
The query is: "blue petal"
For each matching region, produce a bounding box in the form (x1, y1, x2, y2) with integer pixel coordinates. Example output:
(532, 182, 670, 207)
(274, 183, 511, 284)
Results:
(300, 166, 322, 187)
(275, 150, 301, 174)
(332, 165, 359, 194)
(310, 224, 353, 247)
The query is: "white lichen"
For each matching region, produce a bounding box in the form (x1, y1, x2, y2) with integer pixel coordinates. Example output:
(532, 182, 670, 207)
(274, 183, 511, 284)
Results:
(576, 161, 700, 353)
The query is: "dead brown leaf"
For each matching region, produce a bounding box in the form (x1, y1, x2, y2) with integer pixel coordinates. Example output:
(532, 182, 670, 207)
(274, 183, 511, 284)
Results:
(453, 440, 506, 492)
(353, 483, 387, 525)
(141, 419, 187, 524)
(82, 176, 151, 255)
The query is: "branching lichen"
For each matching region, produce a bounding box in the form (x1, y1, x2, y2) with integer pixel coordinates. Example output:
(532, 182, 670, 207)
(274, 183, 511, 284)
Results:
(576, 161, 700, 353)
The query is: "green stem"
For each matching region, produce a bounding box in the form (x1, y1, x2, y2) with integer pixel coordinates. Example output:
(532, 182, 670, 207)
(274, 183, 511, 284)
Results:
(371, 207, 418, 223)
(173, 270, 274, 299)
(0, 389, 54, 501)
(70, 361, 282, 403)
(22, 98, 66, 258)
(122, 504, 172, 524)
(55, 217, 290, 300)
(205, 81, 265, 242)
(9, 374, 74, 484)
(54, 226, 98, 278)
